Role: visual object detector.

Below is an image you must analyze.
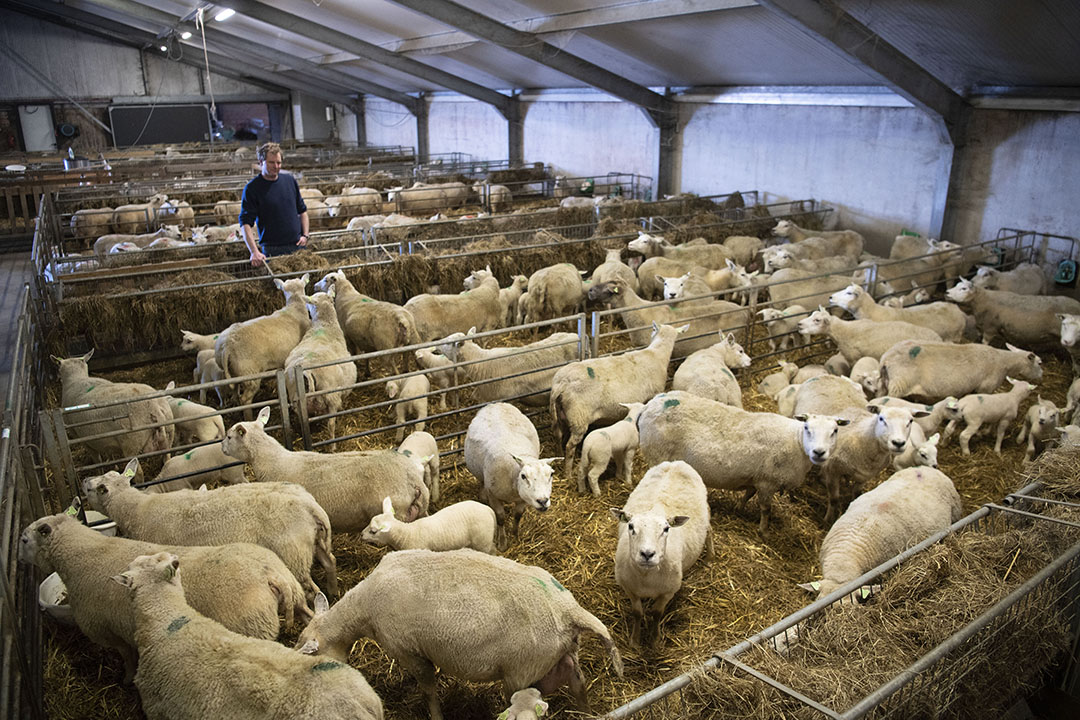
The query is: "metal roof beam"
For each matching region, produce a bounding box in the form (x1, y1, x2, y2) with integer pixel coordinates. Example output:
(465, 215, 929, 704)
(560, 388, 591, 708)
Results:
(75, 0, 419, 114)
(386, 0, 676, 127)
(755, 0, 969, 143)
(223, 0, 515, 118)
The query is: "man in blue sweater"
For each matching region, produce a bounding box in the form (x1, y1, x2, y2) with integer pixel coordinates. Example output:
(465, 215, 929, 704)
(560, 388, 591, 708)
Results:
(239, 142, 309, 266)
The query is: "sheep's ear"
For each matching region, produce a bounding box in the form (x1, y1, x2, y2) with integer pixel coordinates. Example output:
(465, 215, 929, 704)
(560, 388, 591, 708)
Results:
(538, 456, 562, 464)
(111, 572, 133, 588)
(274, 278, 285, 290)
(81, 348, 95, 363)
(257, 406, 271, 426)
(866, 404, 881, 415)
(928, 433, 941, 445)
(165, 380, 175, 391)
(835, 417, 852, 426)
(467, 327, 477, 336)
(609, 508, 630, 523)
(123, 458, 139, 478)
(301, 273, 310, 285)
(669, 515, 690, 528)
(535, 699, 550, 716)
(726, 332, 736, 345)
(313, 592, 329, 614)
(793, 413, 808, 422)
(197, 484, 208, 492)
(510, 454, 525, 467)
(912, 410, 930, 419)
(676, 324, 690, 334)
(382, 496, 394, 515)
(298, 638, 319, 655)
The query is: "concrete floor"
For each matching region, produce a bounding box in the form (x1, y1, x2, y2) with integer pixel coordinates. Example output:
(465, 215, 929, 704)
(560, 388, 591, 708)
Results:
(0, 251, 34, 413)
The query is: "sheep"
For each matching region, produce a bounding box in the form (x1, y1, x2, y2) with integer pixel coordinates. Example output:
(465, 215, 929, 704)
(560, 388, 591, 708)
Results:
(296, 549, 621, 719)
(314, 270, 419, 374)
(212, 199, 242, 225)
(388, 181, 469, 211)
(793, 375, 929, 520)
(157, 199, 195, 227)
(635, 256, 701, 300)
(19, 513, 310, 682)
(767, 267, 853, 313)
(591, 248, 640, 298)
(113, 552, 382, 720)
(223, 407, 429, 537)
(56, 349, 174, 463)
(1057, 425, 1080, 447)
(1063, 377, 1080, 425)
(192, 349, 225, 406)
(414, 347, 456, 410)
(1017, 396, 1061, 461)
(627, 231, 733, 269)
(830, 284, 968, 342)
(814, 467, 962, 598)
(611, 460, 712, 646)
(499, 275, 529, 326)
(946, 277, 1080, 347)
(1058, 313, 1080, 373)
(517, 291, 533, 325)
(500, 688, 548, 720)
(637, 391, 848, 532)
(772, 219, 864, 257)
(971, 263, 1047, 295)
(82, 458, 337, 598)
(550, 323, 684, 479)
(774, 383, 802, 417)
(881, 287, 931, 308)
(162, 382, 225, 445)
(660, 272, 715, 306)
(325, 187, 381, 216)
(306, 199, 330, 221)
(849, 356, 882, 397)
(525, 263, 586, 322)
(283, 290, 356, 437)
(114, 193, 169, 233)
(794, 364, 828, 384)
(300, 187, 325, 200)
(93, 226, 181, 255)
(893, 424, 940, 471)
(151, 441, 245, 492)
(757, 305, 808, 352)
(385, 375, 429, 442)
(190, 223, 241, 243)
(577, 402, 645, 496)
(398, 430, 440, 504)
(345, 214, 387, 232)
(888, 235, 958, 262)
(560, 196, 595, 209)
(670, 331, 751, 407)
(760, 245, 858, 273)
(798, 308, 943, 363)
(214, 275, 311, 414)
(71, 207, 114, 240)
(465, 402, 557, 549)
(362, 496, 497, 553)
(473, 182, 513, 212)
(438, 327, 580, 407)
(180, 329, 220, 353)
(825, 352, 852, 377)
(939, 377, 1035, 455)
(722, 235, 764, 267)
(146, 237, 196, 250)
(757, 361, 799, 397)
(405, 267, 502, 340)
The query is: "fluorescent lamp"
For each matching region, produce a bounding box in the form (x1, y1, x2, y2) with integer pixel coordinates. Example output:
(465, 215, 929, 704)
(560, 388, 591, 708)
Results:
(180, 31, 192, 39)
(214, 8, 235, 21)
(160, 44, 168, 51)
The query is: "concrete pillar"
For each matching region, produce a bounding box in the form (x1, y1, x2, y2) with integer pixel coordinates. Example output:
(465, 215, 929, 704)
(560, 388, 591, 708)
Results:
(506, 96, 524, 165)
(415, 93, 429, 163)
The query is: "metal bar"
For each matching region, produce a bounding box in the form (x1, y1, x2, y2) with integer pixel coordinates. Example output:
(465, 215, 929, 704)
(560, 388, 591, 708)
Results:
(985, 504, 1080, 530)
(275, 370, 293, 448)
(719, 654, 843, 719)
(293, 366, 313, 451)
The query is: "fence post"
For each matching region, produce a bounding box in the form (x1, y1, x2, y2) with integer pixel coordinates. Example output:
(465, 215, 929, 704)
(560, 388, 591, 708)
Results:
(276, 370, 293, 448)
(39, 410, 78, 509)
(293, 366, 313, 451)
(590, 311, 601, 359)
(576, 315, 587, 360)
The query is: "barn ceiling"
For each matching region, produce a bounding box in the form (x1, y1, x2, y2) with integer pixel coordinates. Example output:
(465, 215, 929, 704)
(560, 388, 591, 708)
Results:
(6, 0, 1080, 111)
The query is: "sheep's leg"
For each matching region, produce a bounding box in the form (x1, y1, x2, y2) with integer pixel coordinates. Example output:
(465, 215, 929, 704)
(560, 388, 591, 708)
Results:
(483, 489, 509, 551)
(576, 451, 590, 494)
(117, 642, 138, 684)
(959, 422, 981, 456)
(394, 406, 406, 443)
(942, 418, 959, 443)
(511, 501, 526, 540)
(736, 487, 756, 511)
(993, 419, 1010, 455)
(429, 465, 441, 505)
(628, 596, 645, 648)
(758, 489, 776, 533)
(704, 525, 716, 561)
(1026, 434, 1037, 461)
(238, 380, 259, 421)
(314, 546, 338, 599)
(400, 655, 443, 720)
(1016, 421, 1029, 444)
(823, 472, 840, 526)
(562, 428, 586, 482)
(622, 448, 636, 486)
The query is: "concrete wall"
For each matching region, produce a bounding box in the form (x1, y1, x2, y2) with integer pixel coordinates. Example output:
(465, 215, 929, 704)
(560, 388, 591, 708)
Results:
(428, 98, 506, 160)
(363, 98, 418, 150)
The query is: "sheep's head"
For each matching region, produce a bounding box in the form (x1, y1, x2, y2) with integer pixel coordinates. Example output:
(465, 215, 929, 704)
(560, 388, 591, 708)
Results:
(1035, 398, 1060, 429)
(1057, 313, 1080, 348)
(305, 291, 335, 321)
(718, 332, 752, 369)
(659, 273, 689, 300)
(18, 514, 75, 570)
(763, 248, 795, 273)
(463, 267, 493, 290)
(54, 349, 94, 378)
(222, 407, 271, 461)
(854, 370, 883, 398)
(275, 274, 310, 301)
(945, 278, 975, 303)
(912, 433, 940, 469)
(610, 507, 687, 569)
(829, 284, 863, 310)
(1005, 376, 1036, 397)
(361, 497, 399, 547)
(1005, 343, 1043, 381)
(868, 405, 928, 454)
(971, 266, 997, 288)
(82, 458, 140, 512)
(797, 308, 832, 336)
(511, 456, 558, 512)
(313, 270, 346, 295)
(437, 329, 472, 362)
(112, 552, 180, 591)
(626, 231, 664, 257)
(587, 279, 624, 306)
(793, 414, 849, 465)
(1056, 425, 1080, 446)
(295, 592, 347, 661)
(500, 688, 549, 720)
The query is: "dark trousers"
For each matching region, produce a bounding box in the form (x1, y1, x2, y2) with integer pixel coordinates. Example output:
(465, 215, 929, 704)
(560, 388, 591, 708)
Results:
(261, 243, 299, 257)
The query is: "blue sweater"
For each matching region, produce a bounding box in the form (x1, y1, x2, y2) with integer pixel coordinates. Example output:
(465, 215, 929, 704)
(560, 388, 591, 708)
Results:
(239, 172, 307, 248)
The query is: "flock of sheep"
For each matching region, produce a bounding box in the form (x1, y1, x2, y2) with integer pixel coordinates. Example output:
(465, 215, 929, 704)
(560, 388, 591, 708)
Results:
(28, 212, 1080, 719)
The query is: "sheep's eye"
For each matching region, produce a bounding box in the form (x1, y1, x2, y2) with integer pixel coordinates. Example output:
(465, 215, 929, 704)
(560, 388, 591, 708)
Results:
(520, 473, 527, 481)
(627, 523, 635, 533)
(97, 486, 107, 494)
(663, 526, 670, 533)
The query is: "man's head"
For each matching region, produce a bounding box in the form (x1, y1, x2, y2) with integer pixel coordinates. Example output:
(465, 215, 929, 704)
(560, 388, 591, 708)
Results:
(257, 142, 283, 180)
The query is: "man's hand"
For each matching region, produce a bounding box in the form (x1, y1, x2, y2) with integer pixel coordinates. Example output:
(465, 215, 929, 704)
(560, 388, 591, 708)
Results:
(250, 248, 267, 267)
(297, 233, 309, 247)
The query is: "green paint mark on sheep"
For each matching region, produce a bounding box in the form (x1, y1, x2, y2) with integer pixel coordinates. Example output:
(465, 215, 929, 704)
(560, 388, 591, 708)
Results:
(167, 617, 189, 634)
(909, 346, 921, 359)
(925, 405, 934, 411)
(360, 298, 371, 302)
(532, 577, 549, 593)
(550, 577, 567, 592)
(176, 400, 186, 406)
(586, 367, 595, 379)
(977, 395, 984, 403)
(311, 661, 344, 673)
(663, 398, 680, 409)
(401, 449, 412, 457)
(722, 368, 734, 379)
(85, 385, 95, 393)
(184, 452, 193, 460)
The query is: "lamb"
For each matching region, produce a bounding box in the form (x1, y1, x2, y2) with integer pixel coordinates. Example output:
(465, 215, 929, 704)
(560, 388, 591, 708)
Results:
(971, 263, 1047, 295)
(550, 323, 685, 479)
(300, 187, 324, 200)
(157, 199, 195, 227)
(772, 219, 864, 258)
(825, 352, 852, 377)
(113, 552, 382, 720)
(849, 356, 883, 397)
(151, 441, 245, 492)
(757, 361, 799, 397)
(591, 249, 640, 296)
(757, 305, 809, 352)
(180, 329, 220, 353)
(93, 226, 181, 255)
(71, 207, 114, 240)
(798, 308, 942, 363)
(671, 331, 752, 407)
(577, 402, 645, 496)
(722, 235, 764, 267)
(525, 263, 586, 322)
(611, 460, 712, 646)
(814, 467, 962, 597)
(500, 688, 548, 720)
(295, 548, 622, 720)
(1063, 377, 1080, 425)
(398, 430, 440, 504)
(345, 214, 387, 232)
(162, 382, 225, 445)
(191, 223, 241, 243)
(362, 496, 497, 553)
(223, 407, 429, 537)
(385, 375, 429, 442)
(1059, 313, 1080, 373)
(1017, 396, 1061, 461)
(405, 267, 502, 340)
(941, 377, 1035, 455)
(413, 347, 456, 410)
(637, 391, 847, 531)
(214, 275, 311, 413)
(465, 402, 557, 549)
(19, 513, 310, 682)
(893, 425, 940, 471)
(114, 193, 169, 233)
(388, 181, 469, 211)
(946, 278, 1080, 347)
(83, 458, 337, 598)
(212, 199, 242, 225)
(284, 290, 357, 437)
(438, 327, 579, 406)
(760, 244, 859, 272)
(473, 182, 513, 213)
(881, 287, 931, 308)
(560, 196, 596, 209)
(499, 275, 529, 326)
(314, 270, 418, 374)
(880, 339, 1043, 402)
(192, 349, 225, 406)
(57, 350, 174, 462)
(774, 383, 802, 417)
(767, 267, 852, 313)
(1057, 425, 1080, 447)
(627, 231, 733, 269)
(829, 284, 965, 342)
(325, 187, 381, 216)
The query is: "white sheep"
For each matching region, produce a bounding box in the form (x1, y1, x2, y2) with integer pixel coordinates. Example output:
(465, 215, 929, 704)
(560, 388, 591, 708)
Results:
(670, 331, 751, 407)
(192, 348, 225, 406)
(757, 361, 799, 398)
(473, 182, 513, 213)
(772, 219, 864, 255)
(814, 467, 962, 597)
(760, 245, 858, 273)
(1059, 313, 1080, 373)
(879, 340, 1042, 401)
(465, 402, 557, 549)
(794, 364, 828, 384)
(71, 207, 115, 240)
(659, 272, 715, 307)
(414, 348, 456, 410)
(550, 323, 685, 479)
(295, 549, 622, 720)
(113, 552, 382, 720)
(524, 263, 586, 322)
(19, 514, 310, 682)
(1063, 376, 1080, 425)
(824, 352, 852, 377)
(212, 199, 242, 225)
(1017, 396, 1061, 461)
(151, 441, 245, 492)
(405, 267, 502, 340)
(635, 256, 702, 301)
(114, 193, 169, 233)
(499, 688, 549, 720)
(849, 356, 883, 397)
(757, 305, 808, 352)
(767, 267, 853, 314)
(637, 391, 847, 532)
(893, 427, 940, 471)
(577, 402, 645, 496)
(82, 458, 337, 598)
(1057, 425, 1080, 447)
(499, 275, 530, 326)
(798, 308, 942, 363)
(163, 382, 225, 445)
(93, 226, 182, 255)
(362, 496, 497, 553)
(869, 395, 956, 436)
(397, 430, 440, 504)
(774, 383, 802, 417)
(224, 407, 430, 535)
(881, 287, 931, 308)
(971, 263, 1047, 295)
(627, 231, 733, 270)
(946, 277, 1080, 346)
(722, 235, 764, 267)
(325, 190, 381, 218)
(611, 460, 712, 646)
(941, 377, 1035, 455)
(386, 375, 429, 442)
(829, 284, 967, 342)
(590, 248, 639, 296)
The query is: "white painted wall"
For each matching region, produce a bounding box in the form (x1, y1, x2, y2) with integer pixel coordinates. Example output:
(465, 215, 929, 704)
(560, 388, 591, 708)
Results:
(427, 98, 507, 160)
(363, 98, 418, 150)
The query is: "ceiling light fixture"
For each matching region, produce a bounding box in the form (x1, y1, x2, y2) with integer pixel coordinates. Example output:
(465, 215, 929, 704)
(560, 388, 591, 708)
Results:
(159, 44, 168, 52)
(214, 8, 235, 21)
(180, 30, 192, 39)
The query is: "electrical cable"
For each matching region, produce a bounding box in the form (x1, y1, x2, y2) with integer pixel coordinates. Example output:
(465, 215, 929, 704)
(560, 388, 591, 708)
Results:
(195, 8, 219, 143)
